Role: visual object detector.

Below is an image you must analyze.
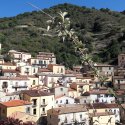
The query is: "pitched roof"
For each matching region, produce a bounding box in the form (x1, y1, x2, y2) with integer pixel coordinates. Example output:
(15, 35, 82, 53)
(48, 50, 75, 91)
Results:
(87, 103, 118, 109)
(48, 105, 87, 115)
(0, 76, 29, 80)
(0, 100, 31, 107)
(2, 69, 19, 73)
(89, 89, 109, 94)
(38, 68, 52, 72)
(89, 112, 114, 117)
(22, 90, 54, 97)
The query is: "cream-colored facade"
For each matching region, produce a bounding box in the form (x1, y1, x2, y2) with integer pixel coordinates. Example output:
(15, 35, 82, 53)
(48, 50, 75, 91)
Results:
(0, 76, 30, 93)
(48, 64, 65, 74)
(70, 82, 90, 97)
(90, 113, 115, 125)
(47, 105, 89, 125)
(0, 63, 16, 70)
(28, 76, 39, 88)
(19, 65, 38, 75)
(8, 50, 31, 63)
(21, 90, 55, 122)
(28, 58, 51, 67)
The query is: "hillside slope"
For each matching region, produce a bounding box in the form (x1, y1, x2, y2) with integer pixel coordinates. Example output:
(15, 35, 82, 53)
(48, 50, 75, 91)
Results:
(1, 3, 125, 67)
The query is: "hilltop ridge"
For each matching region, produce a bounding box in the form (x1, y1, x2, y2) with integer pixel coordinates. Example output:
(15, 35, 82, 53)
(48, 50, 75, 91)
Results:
(1, 3, 125, 67)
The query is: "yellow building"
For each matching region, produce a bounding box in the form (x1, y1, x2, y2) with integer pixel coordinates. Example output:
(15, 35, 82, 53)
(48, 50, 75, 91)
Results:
(47, 64, 65, 74)
(70, 82, 90, 97)
(87, 103, 120, 123)
(0, 100, 31, 120)
(21, 90, 55, 123)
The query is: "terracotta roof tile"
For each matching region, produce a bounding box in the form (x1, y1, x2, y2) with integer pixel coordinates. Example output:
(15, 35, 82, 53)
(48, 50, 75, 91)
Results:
(0, 100, 31, 107)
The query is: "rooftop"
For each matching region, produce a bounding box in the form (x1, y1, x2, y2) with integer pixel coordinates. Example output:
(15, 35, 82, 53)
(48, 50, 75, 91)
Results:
(89, 112, 114, 117)
(22, 90, 54, 97)
(48, 105, 87, 115)
(87, 103, 118, 109)
(0, 100, 31, 107)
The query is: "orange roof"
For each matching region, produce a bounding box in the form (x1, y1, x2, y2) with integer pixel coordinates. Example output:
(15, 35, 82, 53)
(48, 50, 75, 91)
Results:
(0, 100, 31, 107)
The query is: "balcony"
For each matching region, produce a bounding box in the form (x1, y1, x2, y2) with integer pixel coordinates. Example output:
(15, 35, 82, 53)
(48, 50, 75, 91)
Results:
(41, 102, 48, 106)
(25, 70, 29, 73)
(12, 85, 28, 88)
(41, 111, 46, 116)
(78, 88, 83, 92)
(32, 104, 37, 107)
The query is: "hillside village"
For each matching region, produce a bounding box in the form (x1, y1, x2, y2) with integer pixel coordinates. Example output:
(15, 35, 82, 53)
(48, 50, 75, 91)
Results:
(0, 43, 125, 125)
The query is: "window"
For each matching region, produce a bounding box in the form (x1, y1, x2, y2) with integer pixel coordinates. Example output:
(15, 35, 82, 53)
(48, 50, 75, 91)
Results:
(33, 80, 35, 85)
(60, 100, 62, 103)
(109, 67, 111, 70)
(33, 109, 36, 115)
(66, 99, 68, 104)
(39, 61, 43, 64)
(2, 82, 8, 89)
(61, 68, 63, 73)
(26, 107, 30, 113)
(60, 88, 63, 91)
(43, 99, 45, 104)
(43, 108, 45, 112)
(56, 101, 58, 104)
(32, 99, 37, 106)
(105, 94, 108, 97)
(80, 114, 82, 119)
(33, 68, 35, 73)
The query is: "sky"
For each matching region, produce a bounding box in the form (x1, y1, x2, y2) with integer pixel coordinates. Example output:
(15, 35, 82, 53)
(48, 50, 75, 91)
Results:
(0, 0, 125, 18)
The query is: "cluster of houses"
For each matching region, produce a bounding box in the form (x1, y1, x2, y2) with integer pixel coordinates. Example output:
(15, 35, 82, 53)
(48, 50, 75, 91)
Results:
(0, 43, 125, 125)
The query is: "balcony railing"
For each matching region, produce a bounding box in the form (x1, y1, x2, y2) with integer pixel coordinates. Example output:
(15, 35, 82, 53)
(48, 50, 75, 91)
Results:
(25, 71, 29, 73)
(12, 85, 28, 88)
(41, 111, 46, 115)
(41, 102, 48, 106)
(32, 104, 37, 107)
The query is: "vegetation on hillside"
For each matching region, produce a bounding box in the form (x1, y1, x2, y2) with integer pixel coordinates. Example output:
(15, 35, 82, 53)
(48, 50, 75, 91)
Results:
(1, 3, 125, 67)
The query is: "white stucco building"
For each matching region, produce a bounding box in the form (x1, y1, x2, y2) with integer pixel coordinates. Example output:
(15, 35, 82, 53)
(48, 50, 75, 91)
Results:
(47, 105, 89, 125)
